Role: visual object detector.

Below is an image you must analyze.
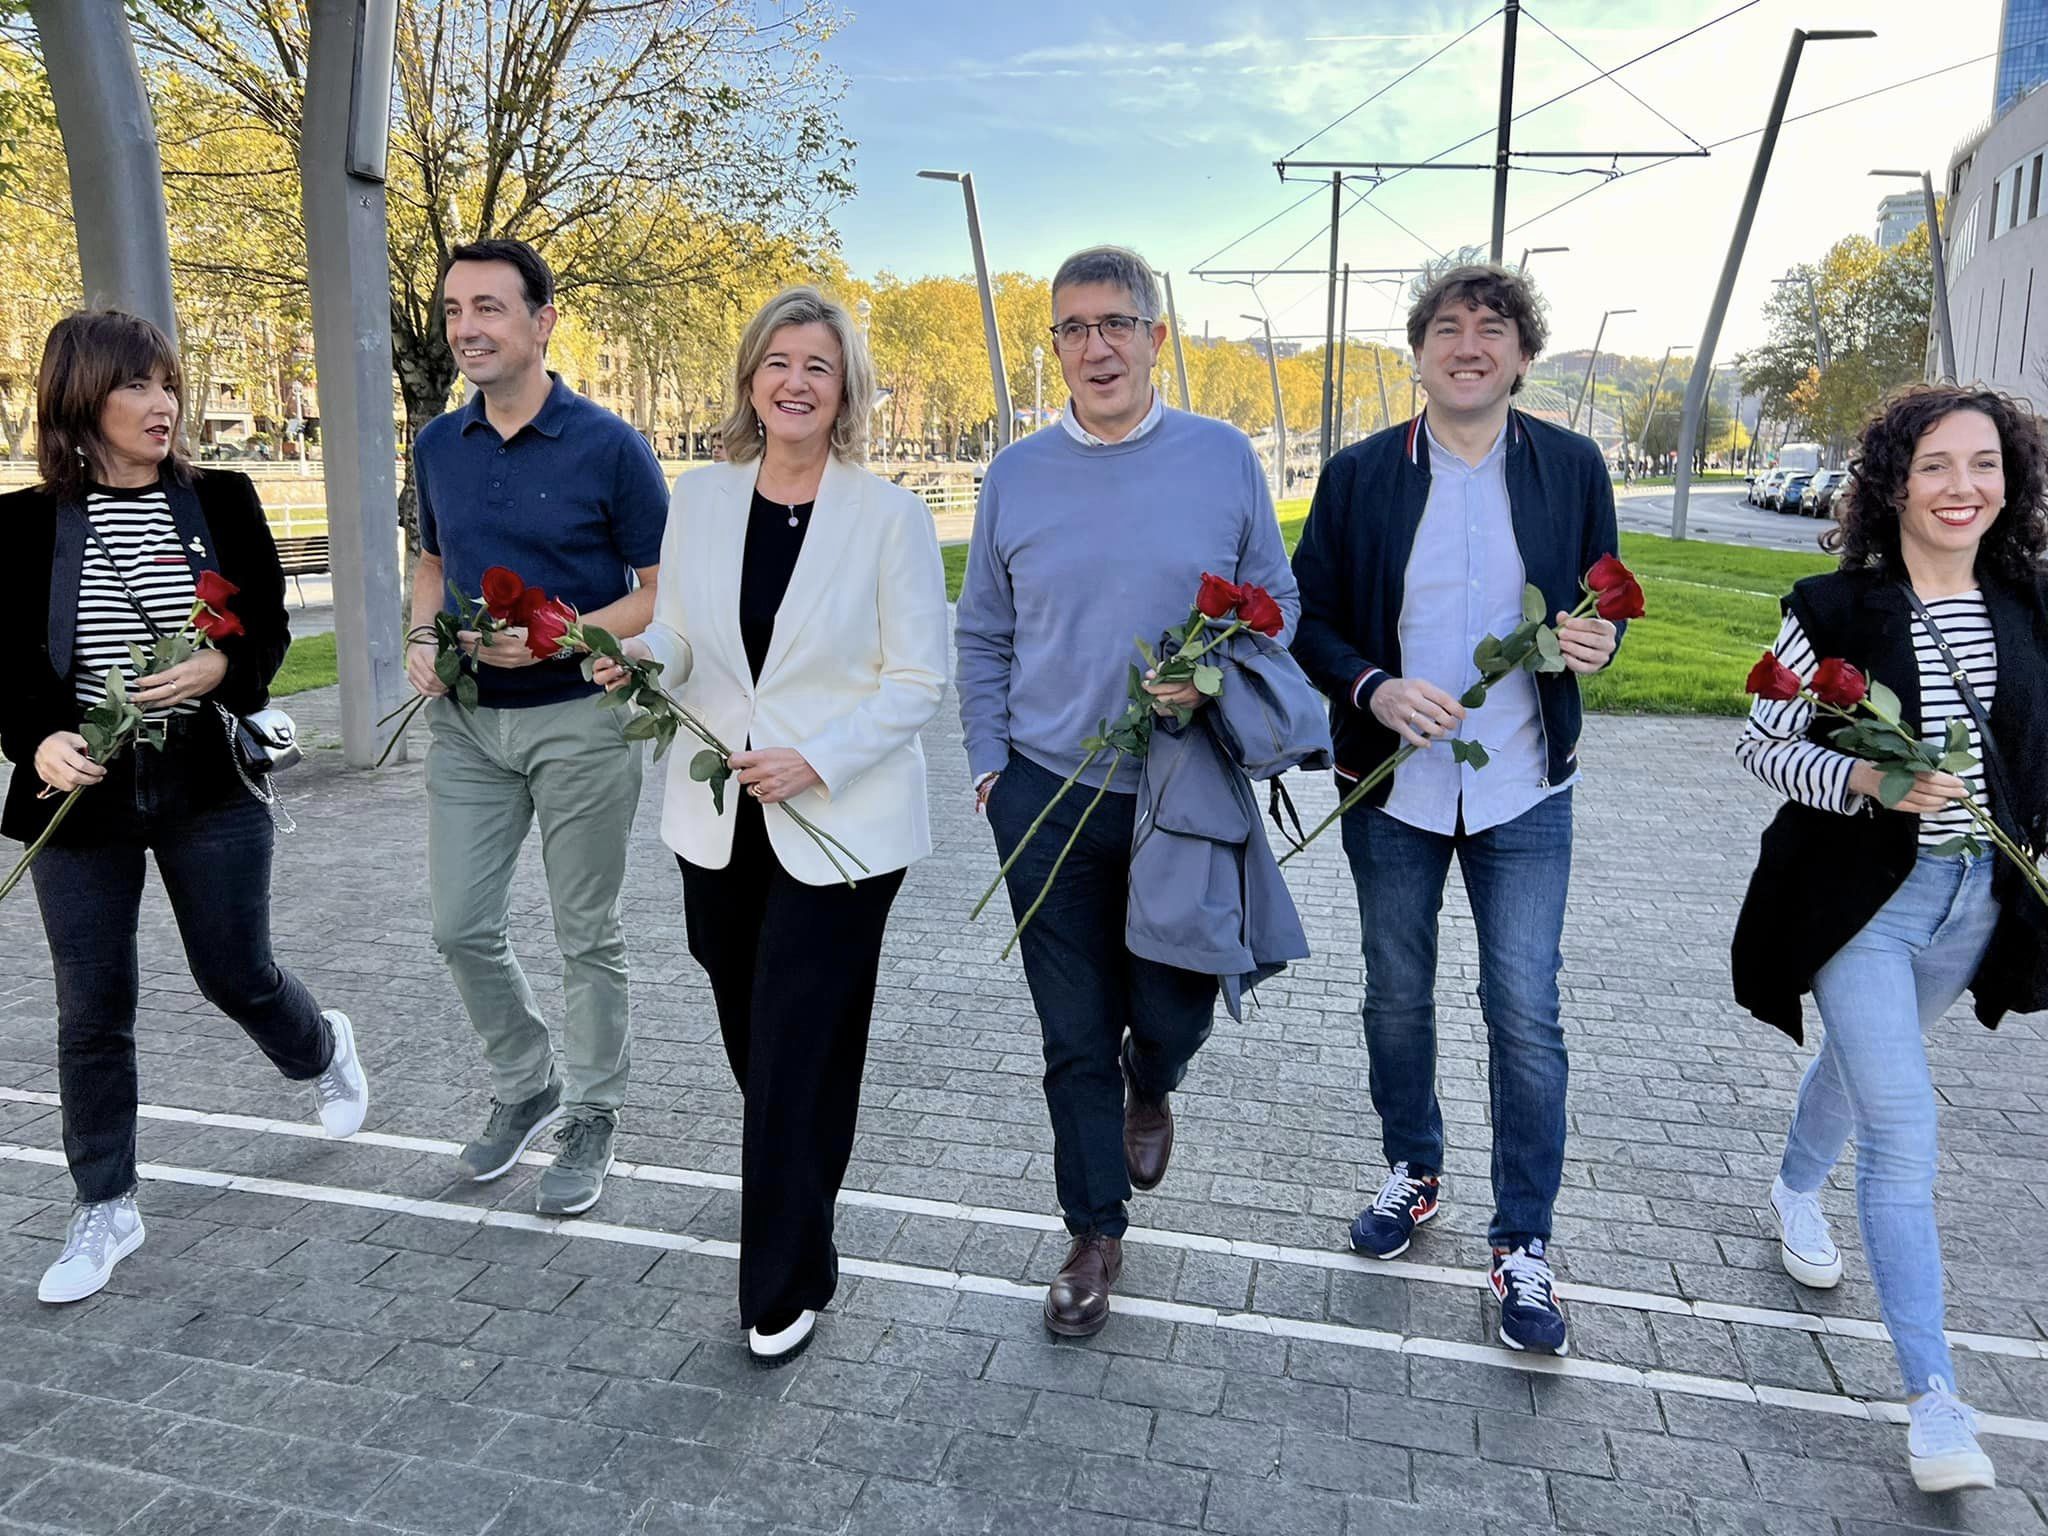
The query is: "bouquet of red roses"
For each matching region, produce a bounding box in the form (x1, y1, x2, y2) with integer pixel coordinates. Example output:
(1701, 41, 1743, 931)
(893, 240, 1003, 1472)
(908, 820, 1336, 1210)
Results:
(1, 574, 245, 904)
(1746, 649, 2048, 909)
(1278, 554, 1646, 863)
(458, 570, 869, 888)
(373, 565, 540, 765)
(971, 573, 1286, 956)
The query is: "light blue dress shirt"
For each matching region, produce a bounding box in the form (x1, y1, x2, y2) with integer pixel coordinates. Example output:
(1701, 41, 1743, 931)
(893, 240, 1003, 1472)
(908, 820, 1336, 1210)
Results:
(1382, 419, 1573, 836)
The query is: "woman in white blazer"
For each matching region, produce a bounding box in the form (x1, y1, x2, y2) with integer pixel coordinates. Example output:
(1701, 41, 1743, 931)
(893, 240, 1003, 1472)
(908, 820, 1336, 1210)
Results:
(599, 286, 948, 1363)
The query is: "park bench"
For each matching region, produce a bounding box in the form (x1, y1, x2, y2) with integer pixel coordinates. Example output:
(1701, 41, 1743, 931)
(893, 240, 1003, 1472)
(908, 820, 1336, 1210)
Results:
(274, 533, 330, 607)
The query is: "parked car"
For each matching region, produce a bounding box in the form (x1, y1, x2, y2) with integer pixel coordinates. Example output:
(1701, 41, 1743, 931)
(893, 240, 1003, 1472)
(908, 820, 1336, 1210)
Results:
(1805, 468, 1851, 519)
(1777, 472, 1818, 514)
(1752, 468, 1792, 509)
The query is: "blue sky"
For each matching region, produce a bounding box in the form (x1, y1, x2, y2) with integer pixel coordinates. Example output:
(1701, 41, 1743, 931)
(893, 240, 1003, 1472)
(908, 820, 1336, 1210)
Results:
(823, 0, 1996, 360)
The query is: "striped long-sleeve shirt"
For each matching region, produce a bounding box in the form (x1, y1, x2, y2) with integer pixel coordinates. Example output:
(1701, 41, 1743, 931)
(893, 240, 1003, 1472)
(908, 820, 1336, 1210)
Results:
(1736, 593, 1997, 848)
(71, 486, 200, 718)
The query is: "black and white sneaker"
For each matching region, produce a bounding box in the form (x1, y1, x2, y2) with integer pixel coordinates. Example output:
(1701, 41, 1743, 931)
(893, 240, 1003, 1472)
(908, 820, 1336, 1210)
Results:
(1491, 1240, 1569, 1355)
(747, 1309, 815, 1366)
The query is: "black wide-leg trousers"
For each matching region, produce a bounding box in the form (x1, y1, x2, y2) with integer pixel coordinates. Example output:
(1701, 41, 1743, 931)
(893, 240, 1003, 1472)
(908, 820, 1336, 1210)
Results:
(678, 792, 905, 1329)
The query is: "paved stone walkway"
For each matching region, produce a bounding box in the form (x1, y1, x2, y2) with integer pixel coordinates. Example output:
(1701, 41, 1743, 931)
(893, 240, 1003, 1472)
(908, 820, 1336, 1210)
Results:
(0, 677, 2044, 1535)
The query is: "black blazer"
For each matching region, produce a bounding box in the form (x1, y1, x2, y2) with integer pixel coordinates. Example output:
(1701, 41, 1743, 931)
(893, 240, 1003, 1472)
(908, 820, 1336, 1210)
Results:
(0, 468, 291, 844)
(1730, 567, 2048, 1039)
(1288, 410, 1624, 799)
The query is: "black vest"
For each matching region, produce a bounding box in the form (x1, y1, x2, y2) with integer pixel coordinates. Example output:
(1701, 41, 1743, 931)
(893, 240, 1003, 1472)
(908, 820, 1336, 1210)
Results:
(1730, 567, 2048, 1040)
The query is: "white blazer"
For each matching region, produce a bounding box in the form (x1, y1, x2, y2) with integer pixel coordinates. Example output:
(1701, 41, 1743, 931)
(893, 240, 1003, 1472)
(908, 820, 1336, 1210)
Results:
(642, 454, 949, 885)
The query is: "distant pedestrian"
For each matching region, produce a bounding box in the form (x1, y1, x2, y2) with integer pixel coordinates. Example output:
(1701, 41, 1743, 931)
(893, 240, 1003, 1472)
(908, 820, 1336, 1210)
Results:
(1732, 384, 2048, 1493)
(1, 310, 368, 1304)
(410, 239, 668, 1217)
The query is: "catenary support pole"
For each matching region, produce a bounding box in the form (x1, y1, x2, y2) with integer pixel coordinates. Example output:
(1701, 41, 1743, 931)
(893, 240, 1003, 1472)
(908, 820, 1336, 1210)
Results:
(31, 0, 178, 341)
(1490, 0, 1521, 262)
(302, 0, 408, 767)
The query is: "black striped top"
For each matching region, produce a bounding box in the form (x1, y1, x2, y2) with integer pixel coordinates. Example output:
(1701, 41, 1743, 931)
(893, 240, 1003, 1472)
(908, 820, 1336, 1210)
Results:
(71, 485, 200, 717)
(1737, 592, 1996, 847)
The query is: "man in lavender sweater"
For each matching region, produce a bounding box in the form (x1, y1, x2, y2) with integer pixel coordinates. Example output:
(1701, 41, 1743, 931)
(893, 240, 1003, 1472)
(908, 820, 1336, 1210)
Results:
(955, 245, 1298, 1337)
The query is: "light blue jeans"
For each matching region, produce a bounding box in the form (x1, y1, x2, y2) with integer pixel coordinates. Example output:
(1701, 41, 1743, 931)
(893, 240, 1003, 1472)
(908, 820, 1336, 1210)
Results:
(1779, 851, 1999, 1397)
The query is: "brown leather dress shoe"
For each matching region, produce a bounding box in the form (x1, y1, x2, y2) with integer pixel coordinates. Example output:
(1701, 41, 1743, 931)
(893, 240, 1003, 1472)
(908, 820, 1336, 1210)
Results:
(1124, 1086, 1174, 1192)
(1043, 1234, 1122, 1337)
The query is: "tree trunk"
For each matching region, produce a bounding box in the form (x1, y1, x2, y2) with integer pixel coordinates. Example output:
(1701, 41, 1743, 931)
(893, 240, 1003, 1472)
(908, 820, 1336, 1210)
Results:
(391, 303, 457, 551)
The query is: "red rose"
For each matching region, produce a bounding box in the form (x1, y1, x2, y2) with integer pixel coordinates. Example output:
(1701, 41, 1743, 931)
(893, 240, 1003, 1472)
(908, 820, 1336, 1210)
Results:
(1236, 584, 1285, 638)
(1744, 652, 1802, 701)
(522, 597, 576, 660)
(480, 566, 526, 620)
(1594, 579, 1646, 623)
(194, 605, 244, 641)
(1810, 657, 1868, 709)
(1585, 554, 1634, 594)
(1196, 573, 1243, 620)
(510, 586, 551, 627)
(194, 571, 240, 612)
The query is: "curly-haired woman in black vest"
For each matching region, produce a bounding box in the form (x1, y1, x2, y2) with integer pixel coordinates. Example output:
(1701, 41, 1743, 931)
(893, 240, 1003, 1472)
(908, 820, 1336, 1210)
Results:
(1732, 384, 2048, 1492)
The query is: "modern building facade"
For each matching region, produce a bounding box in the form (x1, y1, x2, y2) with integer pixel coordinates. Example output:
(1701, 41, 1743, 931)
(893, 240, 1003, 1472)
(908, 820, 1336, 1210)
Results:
(1999, 0, 2048, 113)
(1943, 81, 2048, 406)
(1876, 192, 1925, 249)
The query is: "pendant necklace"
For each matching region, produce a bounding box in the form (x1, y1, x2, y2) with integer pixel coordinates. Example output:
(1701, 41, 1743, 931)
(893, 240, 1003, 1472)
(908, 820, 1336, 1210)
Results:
(786, 504, 800, 528)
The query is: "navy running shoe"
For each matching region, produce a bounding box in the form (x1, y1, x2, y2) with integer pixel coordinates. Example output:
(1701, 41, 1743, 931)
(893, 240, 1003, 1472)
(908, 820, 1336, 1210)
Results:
(1349, 1162, 1440, 1259)
(1491, 1240, 1569, 1355)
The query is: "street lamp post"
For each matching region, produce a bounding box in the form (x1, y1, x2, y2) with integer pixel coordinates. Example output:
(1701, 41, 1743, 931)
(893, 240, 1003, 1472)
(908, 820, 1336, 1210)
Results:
(1636, 343, 1692, 467)
(1518, 245, 1567, 273)
(1871, 167, 1958, 380)
(1671, 27, 1875, 539)
(1032, 344, 1044, 433)
(918, 169, 1014, 448)
(1571, 308, 1634, 433)
(1243, 314, 1286, 501)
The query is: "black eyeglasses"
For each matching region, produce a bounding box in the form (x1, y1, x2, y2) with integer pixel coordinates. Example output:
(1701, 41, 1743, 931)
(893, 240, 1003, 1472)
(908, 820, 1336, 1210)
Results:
(1048, 315, 1154, 353)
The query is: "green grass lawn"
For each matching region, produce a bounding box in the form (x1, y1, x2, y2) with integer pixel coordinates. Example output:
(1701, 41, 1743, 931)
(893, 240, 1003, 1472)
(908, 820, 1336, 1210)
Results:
(284, 508, 1828, 716)
(273, 631, 338, 697)
(938, 495, 1830, 717)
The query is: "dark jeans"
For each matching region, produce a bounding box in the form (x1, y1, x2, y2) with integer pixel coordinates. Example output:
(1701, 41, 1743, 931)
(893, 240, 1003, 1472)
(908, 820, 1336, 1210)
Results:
(986, 753, 1218, 1239)
(1339, 790, 1573, 1249)
(29, 762, 329, 1204)
(677, 792, 906, 1329)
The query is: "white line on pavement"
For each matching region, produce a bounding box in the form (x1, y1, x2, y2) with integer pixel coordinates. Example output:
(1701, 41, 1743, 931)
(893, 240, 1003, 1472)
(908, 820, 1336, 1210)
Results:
(2, 1087, 2043, 1367)
(2, 1139, 2043, 1449)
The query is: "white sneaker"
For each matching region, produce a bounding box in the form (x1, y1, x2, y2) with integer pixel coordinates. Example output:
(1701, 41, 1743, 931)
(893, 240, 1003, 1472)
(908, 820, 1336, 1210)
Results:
(38, 1196, 144, 1304)
(1908, 1377, 1996, 1492)
(747, 1309, 815, 1366)
(1771, 1176, 1842, 1289)
(312, 1010, 369, 1138)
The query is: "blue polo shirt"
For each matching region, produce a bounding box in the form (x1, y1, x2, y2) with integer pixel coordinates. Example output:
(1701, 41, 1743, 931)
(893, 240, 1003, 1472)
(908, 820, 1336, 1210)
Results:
(414, 373, 670, 708)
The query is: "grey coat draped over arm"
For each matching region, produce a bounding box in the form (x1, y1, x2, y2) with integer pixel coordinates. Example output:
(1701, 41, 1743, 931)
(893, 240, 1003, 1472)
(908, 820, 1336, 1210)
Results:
(1127, 631, 1333, 1019)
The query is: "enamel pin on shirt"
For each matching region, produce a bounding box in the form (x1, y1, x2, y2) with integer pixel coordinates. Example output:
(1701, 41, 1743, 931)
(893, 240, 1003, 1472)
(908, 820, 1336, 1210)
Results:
(189, 536, 206, 557)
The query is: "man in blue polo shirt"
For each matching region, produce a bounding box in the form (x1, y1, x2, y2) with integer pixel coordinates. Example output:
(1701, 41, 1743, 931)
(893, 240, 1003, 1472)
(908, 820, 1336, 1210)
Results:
(409, 238, 667, 1217)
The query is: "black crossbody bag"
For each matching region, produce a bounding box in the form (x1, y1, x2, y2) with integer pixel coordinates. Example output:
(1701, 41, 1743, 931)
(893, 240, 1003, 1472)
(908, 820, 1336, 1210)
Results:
(76, 516, 303, 780)
(1902, 586, 2033, 855)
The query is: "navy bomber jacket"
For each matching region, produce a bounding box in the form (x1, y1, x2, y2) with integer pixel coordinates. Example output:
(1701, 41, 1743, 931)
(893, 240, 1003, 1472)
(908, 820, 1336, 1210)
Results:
(1288, 410, 1623, 802)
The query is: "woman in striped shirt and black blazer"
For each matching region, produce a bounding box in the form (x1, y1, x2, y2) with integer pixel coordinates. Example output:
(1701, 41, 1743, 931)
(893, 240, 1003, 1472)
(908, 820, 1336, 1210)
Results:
(0, 311, 369, 1306)
(1732, 385, 2048, 1494)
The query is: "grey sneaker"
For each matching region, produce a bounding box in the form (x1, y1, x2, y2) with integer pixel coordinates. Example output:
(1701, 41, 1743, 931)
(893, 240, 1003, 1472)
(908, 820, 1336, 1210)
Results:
(39, 1195, 144, 1304)
(535, 1112, 615, 1217)
(457, 1081, 564, 1182)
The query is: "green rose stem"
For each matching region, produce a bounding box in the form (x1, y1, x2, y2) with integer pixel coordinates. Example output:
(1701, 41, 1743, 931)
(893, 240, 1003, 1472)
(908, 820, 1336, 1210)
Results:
(0, 777, 94, 904)
(967, 611, 1249, 923)
(564, 620, 867, 887)
(1280, 583, 1617, 866)
(970, 746, 1104, 921)
(1812, 695, 2048, 910)
(998, 751, 1124, 959)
